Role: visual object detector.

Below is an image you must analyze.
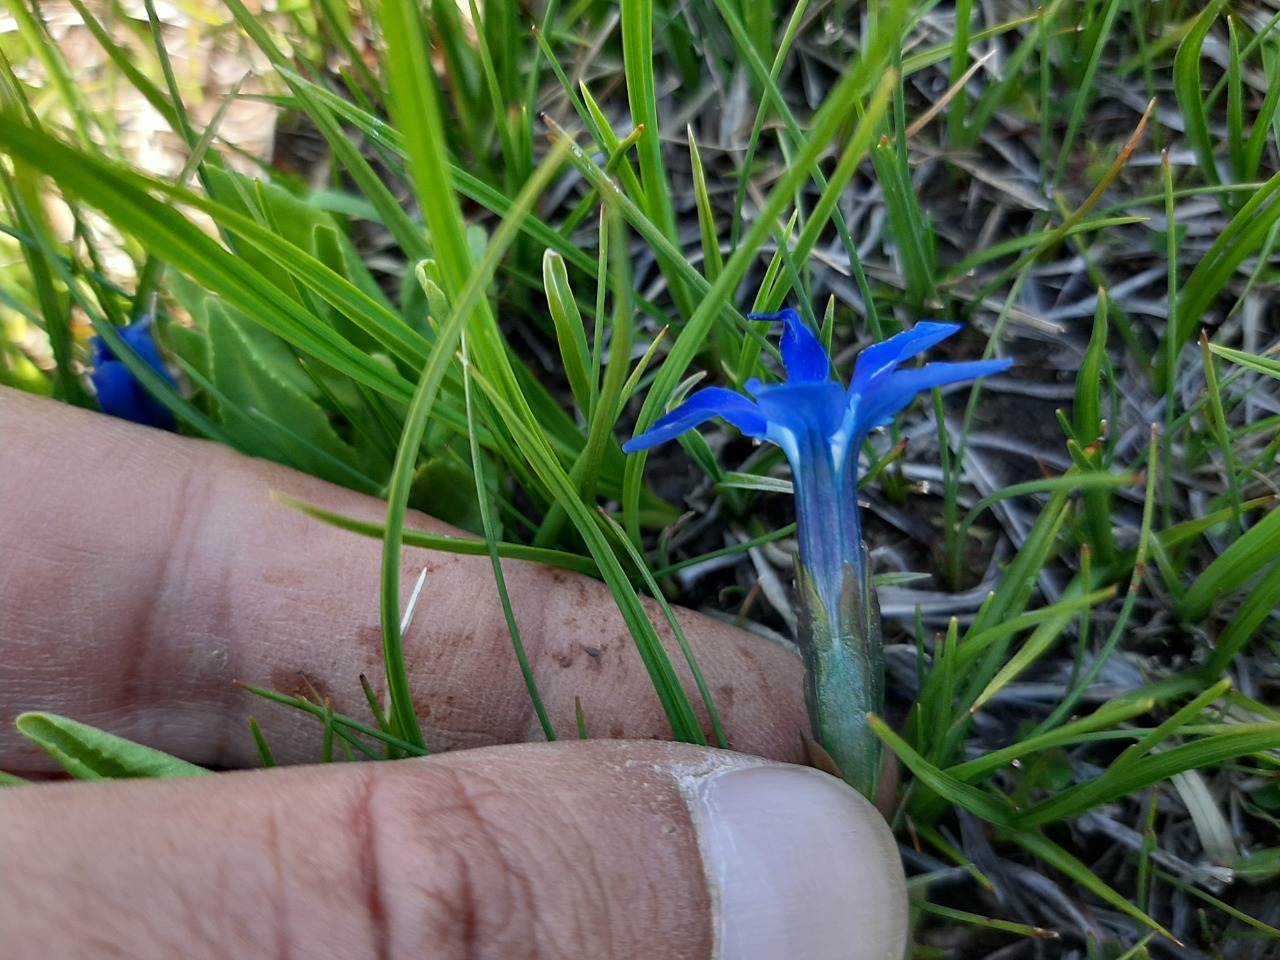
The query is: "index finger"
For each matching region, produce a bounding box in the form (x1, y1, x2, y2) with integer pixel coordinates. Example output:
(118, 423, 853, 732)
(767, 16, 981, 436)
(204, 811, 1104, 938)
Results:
(0, 389, 807, 772)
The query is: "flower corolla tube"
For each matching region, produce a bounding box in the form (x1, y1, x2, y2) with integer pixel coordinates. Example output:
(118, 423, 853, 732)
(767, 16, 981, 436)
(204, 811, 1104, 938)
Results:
(624, 309, 1013, 797)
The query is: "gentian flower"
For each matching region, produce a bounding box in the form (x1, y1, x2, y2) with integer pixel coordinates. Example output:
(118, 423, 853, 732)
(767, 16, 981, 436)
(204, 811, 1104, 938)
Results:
(624, 309, 1012, 797)
(89, 316, 178, 431)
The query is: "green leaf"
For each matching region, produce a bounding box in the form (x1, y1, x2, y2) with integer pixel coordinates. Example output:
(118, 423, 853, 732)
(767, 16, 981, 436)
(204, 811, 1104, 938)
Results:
(1204, 557, 1280, 675)
(408, 457, 492, 537)
(871, 716, 1017, 826)
(1015, 725, 1280, 829)
(1172, 0, 1230, 195)
(543, 250, 595, 418)
(0, 118, 415, 404)
(1209, 343, 1280, 380)
(1158, 168, 1280, 391)
(1049, 0, 1123, 189)
(201, 298, 370, 486)
(248, 717, 276, 768)
(968, 584, 1118, 711)
(1003, 829, 1176, 941)
(687, 129, 724, 284)
(461, 335, 556, 741)
(276, 494, 601, 577)
(870, 135, 938, 309)
(1179, 506, 1280, 622)
(15, 712, 211, 780)
(620, 0, 696, 321)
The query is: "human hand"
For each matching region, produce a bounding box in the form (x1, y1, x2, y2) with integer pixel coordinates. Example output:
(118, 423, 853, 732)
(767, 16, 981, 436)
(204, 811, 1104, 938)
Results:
(0, 388, 908, 959)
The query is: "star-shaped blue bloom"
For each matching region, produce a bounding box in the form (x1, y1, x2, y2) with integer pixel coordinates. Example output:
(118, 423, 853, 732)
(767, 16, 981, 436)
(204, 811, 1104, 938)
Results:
(90, 316, 178, 431)
(624, 309, 1012, 797)
(624, 309, 1012, 606)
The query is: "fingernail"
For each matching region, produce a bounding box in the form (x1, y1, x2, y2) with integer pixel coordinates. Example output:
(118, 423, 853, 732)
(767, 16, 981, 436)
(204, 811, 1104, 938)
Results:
(690, 765, 908, 960)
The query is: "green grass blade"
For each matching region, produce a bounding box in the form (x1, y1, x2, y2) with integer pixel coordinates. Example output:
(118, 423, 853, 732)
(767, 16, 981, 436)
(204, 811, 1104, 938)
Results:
(871, 716, 1016, 826)
(276, 495, 600, 577)
(968, 584, 1119, 712)
(1205, 557, 1280, 678)
(472, 367, 707, 743)
(1015, 725, 1280, 829)
(1179, 506, 1280, 622)
(1, 169, 85, 406)
(619, 0, 695, 321)
(688, 128, 724, 284)
(462, 335, 557, 741)
(543, 250, 595, 417)
(1158, 169, 1280, 392)
(597, 507, 727, 748)
(1003, 830, 1177, 941)
(371, 114, 570, 748)
(248, 716, 277, 768)
(239, 684, 428, 757)
(62, 0, 182, 134)
(1208, 343, 1280, 379)
(0, 119, 415, 403)
(4, 0, 97, 148)
(870, 132, 939, 309)
(1242, 32, 1280, 182)
(1050, 0, 1124, 188)
(1172, 1, 1230, 194)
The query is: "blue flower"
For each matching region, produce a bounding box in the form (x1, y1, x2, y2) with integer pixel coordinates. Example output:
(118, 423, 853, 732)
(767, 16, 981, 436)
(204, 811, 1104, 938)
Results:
(624, 308, 1012, 797)
(90, 316, 178, 431)
(624, 309, 1012, 610)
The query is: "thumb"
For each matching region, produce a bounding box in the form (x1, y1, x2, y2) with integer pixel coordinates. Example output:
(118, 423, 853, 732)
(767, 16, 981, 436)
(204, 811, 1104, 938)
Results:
(1, 741, 907, 960)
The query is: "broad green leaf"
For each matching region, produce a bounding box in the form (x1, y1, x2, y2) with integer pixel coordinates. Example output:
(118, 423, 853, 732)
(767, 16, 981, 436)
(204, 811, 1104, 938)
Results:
(201, 298, 369, 483)
(15, 712, 210, 780)
(0, 118, 415, 404)
(409, 457, 494, 538)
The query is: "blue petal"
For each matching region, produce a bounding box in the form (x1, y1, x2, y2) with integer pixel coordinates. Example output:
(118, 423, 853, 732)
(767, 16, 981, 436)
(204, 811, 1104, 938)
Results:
(117, 317, 174, 379)
(748, 309, 830, 383)
(855, 358, 1013, 436)
(851, 321, 959, 388)
(748, 378, 847, 443)
(90, 360, 177, 431)
(89, 317, 178, 431)
(623, 387, 768, 452)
